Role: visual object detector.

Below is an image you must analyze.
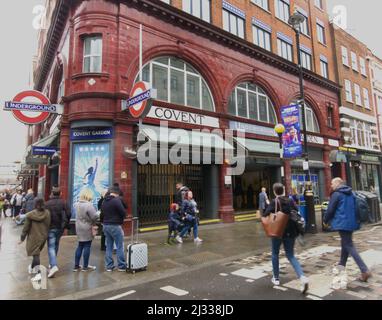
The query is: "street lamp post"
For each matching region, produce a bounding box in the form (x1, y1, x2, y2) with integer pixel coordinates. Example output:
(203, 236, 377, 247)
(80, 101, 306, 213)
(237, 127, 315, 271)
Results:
(275, 124, 286, 186)
(288, 11, 317, 233)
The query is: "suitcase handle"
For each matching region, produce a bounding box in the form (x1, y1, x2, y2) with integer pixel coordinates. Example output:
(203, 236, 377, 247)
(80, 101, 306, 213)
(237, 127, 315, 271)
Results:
(131, 217, 139, 244)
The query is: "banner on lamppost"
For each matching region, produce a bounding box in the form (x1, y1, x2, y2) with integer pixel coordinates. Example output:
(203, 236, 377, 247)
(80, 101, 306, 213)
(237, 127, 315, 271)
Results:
(281, 104, 302, 159)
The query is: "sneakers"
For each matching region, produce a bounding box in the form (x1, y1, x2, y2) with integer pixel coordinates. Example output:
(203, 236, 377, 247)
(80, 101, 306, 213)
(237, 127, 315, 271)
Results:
(31, 273, 42, 282)
(175, 235, 183, 244)
(73, 265, 82, 272)
(106, 267, 115, 272)
(194, 237, 203, 243)
(82, 265, 96, 272)
(300, 276, 309, 294)
(117, 268, 127, 272)
(28, 265, 38, 275)
(48, 266, 59, 278)
(271, 277, 280, 286)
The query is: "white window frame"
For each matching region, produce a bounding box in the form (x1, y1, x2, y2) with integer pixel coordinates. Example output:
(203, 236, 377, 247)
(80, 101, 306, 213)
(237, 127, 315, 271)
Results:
(297, 11, 309, 36)
(363, 88, 370, 109)
(354, 84, 362, 106)
(275, 0, 290, 23)
(341, 46, 349, 66)
(300, 50, 312, 70)
(345, 80, 353, 102)
(277, 38, 293, 62)
(83, 36, 102, 73)
(228, 82, 277, 124)
(223, 9, 245, 39)
(316, 23, 326, 44)
(314, 0, 323, 9)
(351, 52, 358, 72)
(135, 56, 215, 111)
(251, 0, 269, 11)
(360, 57, 367, 76)
(253, 25, 271, 51)
(320, 59, 328, 79)
(183, 0, 211, 23)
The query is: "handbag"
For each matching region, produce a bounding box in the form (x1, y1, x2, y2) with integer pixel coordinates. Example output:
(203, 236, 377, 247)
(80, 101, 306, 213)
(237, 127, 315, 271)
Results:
(91, 225, 99, 237)
(261, 197, 289, 239)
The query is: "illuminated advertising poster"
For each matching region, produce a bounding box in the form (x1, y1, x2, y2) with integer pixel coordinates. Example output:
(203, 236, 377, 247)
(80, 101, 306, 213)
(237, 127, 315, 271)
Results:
(71, 142, 110, 219)
(281, 105, 302, 159)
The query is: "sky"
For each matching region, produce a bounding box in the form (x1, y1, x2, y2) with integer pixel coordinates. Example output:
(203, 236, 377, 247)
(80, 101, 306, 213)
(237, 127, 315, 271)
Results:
(0, 0, 381, 168)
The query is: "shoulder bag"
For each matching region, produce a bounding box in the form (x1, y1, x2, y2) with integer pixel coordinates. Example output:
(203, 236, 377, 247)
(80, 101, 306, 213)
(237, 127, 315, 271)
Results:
(261, 197, 289, 239)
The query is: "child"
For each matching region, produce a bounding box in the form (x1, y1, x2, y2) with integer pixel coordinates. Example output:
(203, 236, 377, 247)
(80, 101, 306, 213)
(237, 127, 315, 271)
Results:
(167, 203, 182, 244)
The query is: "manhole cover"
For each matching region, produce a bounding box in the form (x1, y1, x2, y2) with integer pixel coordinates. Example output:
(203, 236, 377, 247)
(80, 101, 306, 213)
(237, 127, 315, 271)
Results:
(178, 252, 224, 266)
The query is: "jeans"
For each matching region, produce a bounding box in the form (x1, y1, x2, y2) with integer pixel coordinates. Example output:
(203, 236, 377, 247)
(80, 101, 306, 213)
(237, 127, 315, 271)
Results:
(179, 220, 198, 238)
(271, 237, 304, 279)
(48, 229, 62, 268)
(75, 241, 92, 268)
(339, 231, 368, 273)
(103, 224, 126, 270)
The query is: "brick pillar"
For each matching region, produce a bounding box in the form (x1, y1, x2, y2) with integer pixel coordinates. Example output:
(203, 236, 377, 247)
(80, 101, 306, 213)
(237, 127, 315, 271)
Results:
(59, 125, 70, 203)
(113, 123, 134, 235)
(218, 164, 234, 223)
(323, 148, 332, 198)
(284, 160, 292, 195)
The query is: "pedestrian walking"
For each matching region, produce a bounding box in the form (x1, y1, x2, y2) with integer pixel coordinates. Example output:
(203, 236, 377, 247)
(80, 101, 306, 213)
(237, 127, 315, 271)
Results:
(323, 178, 372, 282)
(101, 186, 127, 272)
(18, 198, 51, 282)
(167, 203, 182, 244)
(16, 189, 35, 225)
(263, 183, 309, 293)
(12, 189, 24, 219)
(258, 187, 270, 215)
(45, 187, 71, 278)
(73, 189, 99, 272)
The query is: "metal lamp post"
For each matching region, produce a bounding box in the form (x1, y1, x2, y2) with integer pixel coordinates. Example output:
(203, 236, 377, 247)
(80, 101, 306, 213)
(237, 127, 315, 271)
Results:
(288, 11, 317, 233)
(275, 124, 286, 185)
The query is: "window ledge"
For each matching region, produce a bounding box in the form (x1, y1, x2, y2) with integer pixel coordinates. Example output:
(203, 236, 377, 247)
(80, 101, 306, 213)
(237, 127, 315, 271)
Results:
(250, 2, 271, 15)
(72, 72, 110, 81)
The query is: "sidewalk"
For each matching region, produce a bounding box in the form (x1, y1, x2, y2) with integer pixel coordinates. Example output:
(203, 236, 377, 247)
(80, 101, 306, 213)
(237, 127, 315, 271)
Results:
(0, 214, 381, 300)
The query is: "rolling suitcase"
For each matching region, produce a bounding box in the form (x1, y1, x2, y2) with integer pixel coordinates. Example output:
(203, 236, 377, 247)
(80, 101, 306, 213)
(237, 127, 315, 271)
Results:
(127, 217, 148, 273)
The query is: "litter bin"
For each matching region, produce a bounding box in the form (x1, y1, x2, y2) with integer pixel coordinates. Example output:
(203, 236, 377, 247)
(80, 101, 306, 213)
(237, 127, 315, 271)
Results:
(355, 191, 381, 223)
(298, 201, 307, 232)
(321, 201, 333, 232)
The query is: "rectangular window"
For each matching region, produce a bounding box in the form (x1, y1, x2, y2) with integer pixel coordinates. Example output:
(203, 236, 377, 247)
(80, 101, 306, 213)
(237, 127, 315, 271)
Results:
(314, 0, 323, 9)
(83, 36, 102, 73)
(316, 23, 326, 44)
(341, 46, 349, 66)
(351, 52, 358, 72)
(320, 59, 329, 79)
(253, 25, 271, 51)
(345, 80, 353, 102)
(354, 84, 362, 106)
(360, 57, 367, 76)
(363, 88, 370, 109)
(183, 0, 211, 22)
(300, 50, 312, 70)
(223, 9, 245, 39)
(277, 38, 293, 62)
(251, 0, 269, 11)
(297, 11, 309, 36)
(275, 0, 290, 23)
(327, 105, 334, 128)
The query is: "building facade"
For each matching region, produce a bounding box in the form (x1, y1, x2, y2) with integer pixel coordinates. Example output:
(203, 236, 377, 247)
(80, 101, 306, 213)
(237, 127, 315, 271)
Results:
(26, 0, 342, 228)
(331, 23, 382, 198)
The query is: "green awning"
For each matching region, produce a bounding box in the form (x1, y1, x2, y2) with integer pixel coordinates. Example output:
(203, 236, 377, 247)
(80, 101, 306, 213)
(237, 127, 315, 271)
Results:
(235, 137, 279, 155)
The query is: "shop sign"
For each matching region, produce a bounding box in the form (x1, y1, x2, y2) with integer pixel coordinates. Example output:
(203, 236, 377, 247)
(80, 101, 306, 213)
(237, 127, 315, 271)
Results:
(32, 146, 58, 156)
(70, 128, 113, 141)
(281, 105, 302, 158)
(229, 121, 277, 137)
(3, 90, 63, 125)
(148, 106, 220, 128)
(328, 139, 340, 147)
(361, 155, 380, 163)
(122, 81, 157, 119)
(339, 146, 357, 154)
(301, 134, 325, 145)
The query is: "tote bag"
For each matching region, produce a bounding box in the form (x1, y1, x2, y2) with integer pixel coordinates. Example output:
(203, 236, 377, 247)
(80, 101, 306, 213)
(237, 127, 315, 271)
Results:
(261, 198, 289, 239)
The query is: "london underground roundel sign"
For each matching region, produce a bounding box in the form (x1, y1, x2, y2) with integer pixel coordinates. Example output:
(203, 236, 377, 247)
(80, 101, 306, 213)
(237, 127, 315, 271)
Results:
(124, 82, 157, 119)
(5, 90, 51, 125)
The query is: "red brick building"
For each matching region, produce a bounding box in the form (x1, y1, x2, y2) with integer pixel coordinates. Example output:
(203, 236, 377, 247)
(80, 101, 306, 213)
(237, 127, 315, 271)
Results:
(27, 0, 342, 227)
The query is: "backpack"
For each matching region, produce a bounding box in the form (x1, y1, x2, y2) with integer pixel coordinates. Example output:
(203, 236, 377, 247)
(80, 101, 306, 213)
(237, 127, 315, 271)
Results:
(353, 192, 370, 223)
(290, 209, 306, 236)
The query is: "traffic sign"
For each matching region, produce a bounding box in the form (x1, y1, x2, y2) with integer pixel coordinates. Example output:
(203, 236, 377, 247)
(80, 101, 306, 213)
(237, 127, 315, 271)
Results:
(122, 82, 157, 119)
(3, 90, 61, 125)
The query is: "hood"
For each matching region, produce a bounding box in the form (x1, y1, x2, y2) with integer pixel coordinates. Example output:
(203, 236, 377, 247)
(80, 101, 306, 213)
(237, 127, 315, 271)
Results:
(28, 210, 49, 222)
(104, 195, 116, 202)
(25, 193, 34, 201)
(336, 185, 353, 195)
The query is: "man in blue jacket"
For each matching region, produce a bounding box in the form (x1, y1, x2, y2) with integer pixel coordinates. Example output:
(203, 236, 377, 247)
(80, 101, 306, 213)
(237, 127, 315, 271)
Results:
(324, 178, 371, 282)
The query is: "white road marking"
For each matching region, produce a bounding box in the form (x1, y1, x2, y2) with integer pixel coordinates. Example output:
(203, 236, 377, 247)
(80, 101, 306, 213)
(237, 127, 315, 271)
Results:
(231, 268, 268, 280)
(160, 286, 189, 296)
(105, 290, 136, 300)
(306, 294, 323, 300)
(246, 279, 255, 283)
(219, 273, 228, 277)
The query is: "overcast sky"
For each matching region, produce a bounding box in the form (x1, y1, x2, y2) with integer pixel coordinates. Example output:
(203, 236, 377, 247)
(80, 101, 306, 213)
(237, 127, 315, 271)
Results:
(0, 0, 381, 167)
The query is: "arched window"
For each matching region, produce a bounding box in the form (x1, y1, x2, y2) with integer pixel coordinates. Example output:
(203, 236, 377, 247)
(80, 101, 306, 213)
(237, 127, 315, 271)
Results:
(135, 56, 215, 111)
(228, 82, 277, 124)
(291, 101, 320, 133)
